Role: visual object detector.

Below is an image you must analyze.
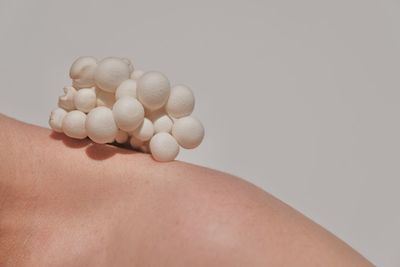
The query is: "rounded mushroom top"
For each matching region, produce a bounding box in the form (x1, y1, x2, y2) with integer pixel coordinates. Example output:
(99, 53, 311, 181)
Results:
(94, 57, 131, 93)
(166, 84, 195, 118)
(69, 56, 98, 89)
(136, 71, 171, 111)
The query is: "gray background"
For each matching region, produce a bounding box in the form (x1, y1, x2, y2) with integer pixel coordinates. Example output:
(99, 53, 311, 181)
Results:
(0, 0, 399, 266)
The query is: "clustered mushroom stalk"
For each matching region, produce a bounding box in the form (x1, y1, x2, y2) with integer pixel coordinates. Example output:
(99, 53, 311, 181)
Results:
(49, 56, 204, 162)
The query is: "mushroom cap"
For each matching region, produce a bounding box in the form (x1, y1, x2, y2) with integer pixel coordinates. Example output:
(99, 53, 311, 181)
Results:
(172, 116, 204, 149)
(132, 118, 154, 141)
(49, 108, 67, 133)
(58, 86, 77, 111)
(166, 84, 195, 118)
(112, 96, 145, 132)
(115, 79, 137, 100)
(74, 88, 96, 113)
(62, 110, 87, 139)
(149, 132, 179, 162)
(137, 71, 171, 111)
(94, 57, 131, 93)
(153, 114, 173, 133)
(69, 56, 97, 89)
(86, 106, 118, 144)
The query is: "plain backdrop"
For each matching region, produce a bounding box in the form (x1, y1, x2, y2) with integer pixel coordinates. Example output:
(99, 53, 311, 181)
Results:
(1, 0, 399, 266)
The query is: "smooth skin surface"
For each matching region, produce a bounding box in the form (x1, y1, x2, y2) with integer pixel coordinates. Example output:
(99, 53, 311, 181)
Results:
(0, 114, 374, 267)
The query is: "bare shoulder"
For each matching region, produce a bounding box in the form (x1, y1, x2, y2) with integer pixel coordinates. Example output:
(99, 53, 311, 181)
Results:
(0, 114, 373, 267)
(130, 161, 373, 266)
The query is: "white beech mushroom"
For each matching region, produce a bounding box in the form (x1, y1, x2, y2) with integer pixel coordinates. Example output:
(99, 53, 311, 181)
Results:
(172, 116, 204, 149)
(149, 132, 179, 162)
(166, 85, 195, 118)
(69, 56, 98, 89)
(112, 96, 144, 132)
(58, 86, 77, 111)
(74, 88, 96, 113)
(131, 118, 154, 141)
(62, 110, 87, 139)
(86, 106, 118, 144)
(130, 69, 144, 80)
(153, 114, 173, 133)
(49, 108, 67, 133)
(115, 79, 137, 100)
(94, 57, 131, 93)
(50, 56, 206, 162)
(95, 88, 116, 108)
(137, 71, 171, 111)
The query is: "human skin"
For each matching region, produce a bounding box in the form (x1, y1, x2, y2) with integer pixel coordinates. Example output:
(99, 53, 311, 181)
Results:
(0, 114, 374, 266)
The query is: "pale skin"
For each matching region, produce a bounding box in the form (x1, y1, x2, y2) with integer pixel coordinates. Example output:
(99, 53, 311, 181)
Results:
(0, 114, 374, 266)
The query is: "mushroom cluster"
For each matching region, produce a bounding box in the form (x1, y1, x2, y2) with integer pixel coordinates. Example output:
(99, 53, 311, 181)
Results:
(49, 56, 204, 162)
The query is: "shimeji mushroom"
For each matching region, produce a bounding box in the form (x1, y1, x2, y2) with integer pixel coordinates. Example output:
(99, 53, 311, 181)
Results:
(166, 85, 195, 118)
(74, 88, 96, 113)
(94, 57, 131, 93)
(136, 71, 171, 111)
(69, 56, 98, 89)
(149, 132, 179, 162)
(172, 116, 204, 149)
(153, 114, 173, 133)
(62, 110, 87, 139)
(85, 106, 118, 144)
(112, 96, 144, 132)
(50, 56, 206, 162)
(58, 86, 77, 111)
(115, 79, 137, 100)
(49, 108, 67, 133)
(131, 118, 154, 142)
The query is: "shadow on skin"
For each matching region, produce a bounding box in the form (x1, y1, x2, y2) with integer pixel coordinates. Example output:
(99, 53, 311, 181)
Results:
(49, 131, 139, 160)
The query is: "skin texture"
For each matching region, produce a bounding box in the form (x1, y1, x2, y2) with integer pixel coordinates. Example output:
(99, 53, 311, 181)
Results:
(0, 114, 374, 267)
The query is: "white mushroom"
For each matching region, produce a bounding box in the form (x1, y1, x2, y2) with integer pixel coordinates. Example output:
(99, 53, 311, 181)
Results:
(131, 118, 154, 141)
(172, 116, 204, 149)
(49, 108, 67, 133)
(74, 88, 96, 113)
(94, 57, 131, 93)
(115, 130, 129, 144)
(112, 96, 144, 132)
(137, 71, 171, 111)
(62, 110, 87, 139)
(153, 114, 173, 133)
(149, 132, 179, 162)
(130, 69, 144, 80)
(95, 88, 116, 108)
(58, 86, 77, 111)
(166, 85, 195, 118)
(115, 79, 137, 100)
(69, 56, 97, 89)
(86, 106, 118, 144)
